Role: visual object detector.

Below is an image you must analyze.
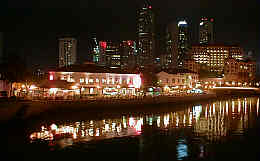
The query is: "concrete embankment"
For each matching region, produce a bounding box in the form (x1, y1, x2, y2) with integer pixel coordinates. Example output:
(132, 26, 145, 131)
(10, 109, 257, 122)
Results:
(0, 94, 218, 122)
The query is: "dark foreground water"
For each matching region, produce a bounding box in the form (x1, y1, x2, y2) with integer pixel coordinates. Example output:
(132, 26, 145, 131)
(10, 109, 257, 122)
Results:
(4, 96, 260, 161)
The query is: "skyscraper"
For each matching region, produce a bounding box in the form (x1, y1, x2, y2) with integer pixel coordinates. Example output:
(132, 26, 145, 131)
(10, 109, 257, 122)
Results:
(120, 40, 137, 70)
(59, 38, 77, 68)
(136, 0, 155, 68)
(199, 17, 214, 44)
(91, 36, 100, 64)
(166, 20, 189, 68)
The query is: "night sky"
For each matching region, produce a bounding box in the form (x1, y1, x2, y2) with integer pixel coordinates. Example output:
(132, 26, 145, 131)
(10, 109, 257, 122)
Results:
(2, 0, 260, 69)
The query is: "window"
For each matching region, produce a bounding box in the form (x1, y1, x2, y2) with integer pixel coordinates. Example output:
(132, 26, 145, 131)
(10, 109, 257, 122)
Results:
(80, 78, 84, 83)
(89, 79, 94, 83)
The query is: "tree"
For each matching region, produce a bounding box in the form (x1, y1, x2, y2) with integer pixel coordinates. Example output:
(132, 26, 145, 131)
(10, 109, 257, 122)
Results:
(0, 52, 33, 96)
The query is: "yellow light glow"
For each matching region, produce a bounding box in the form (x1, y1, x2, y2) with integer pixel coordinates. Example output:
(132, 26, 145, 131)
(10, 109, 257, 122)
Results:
(50, 124, 58, 131)
(29, 85, 37, 90)
(71, 85, 78, 90)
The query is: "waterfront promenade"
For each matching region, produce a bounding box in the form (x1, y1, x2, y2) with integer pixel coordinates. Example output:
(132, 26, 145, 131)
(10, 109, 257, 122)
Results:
(0, 94, 219, 122)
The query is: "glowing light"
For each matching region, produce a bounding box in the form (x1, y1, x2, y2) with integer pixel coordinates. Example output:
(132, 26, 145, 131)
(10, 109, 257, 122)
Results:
(100, 41, 107, 49)
(105, 124, 110, 132)
(257, 98, 259, 116)
(157, 116, 160, 127)
(49, 74, 54, 81)
(49, 88, 58, 94)
(129, 117, 135, 127)
(50, 124, 58, 131)
(133, 74, 142, 88)
(135, 120, 142, 133)
(226, 101, 228, 115)
(200, 22, 204, 26)
(29, 85, 37, 90)
(193, 105, 202, 121)
(73, 132, 77, 139)
(41, 126, 45, 131)
(177, 139, 188, 160)
(71, 85, 78, 90)
(164, 114, 169, 127)
(178, 20, 188, 27)
(96, 128, 100, 136)
(213, 103, 215, 115)
(231, 101, 235, 112)
(148, 5, 152, 9)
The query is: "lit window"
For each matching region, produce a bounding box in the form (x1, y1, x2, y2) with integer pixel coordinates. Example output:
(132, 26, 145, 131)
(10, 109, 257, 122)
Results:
(49, 74, 54, 80)
(90, 88, 94, 94)
(80, 78, 84, 83)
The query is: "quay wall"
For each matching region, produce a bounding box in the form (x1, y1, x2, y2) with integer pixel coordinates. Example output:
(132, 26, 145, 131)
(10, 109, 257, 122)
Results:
(0, 94, 217, 122)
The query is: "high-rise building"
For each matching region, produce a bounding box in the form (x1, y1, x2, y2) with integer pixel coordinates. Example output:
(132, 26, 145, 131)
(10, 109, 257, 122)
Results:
(166, 20, 189, 68)
(199, 17, 214, 44)
(105, 41, 121, 68)
(97, 41, 121, 68)
(91, 36, 100, 64)
(137, 0, 155, 68)
(59, 38, 77, 68)
(120, 40, 137, 70)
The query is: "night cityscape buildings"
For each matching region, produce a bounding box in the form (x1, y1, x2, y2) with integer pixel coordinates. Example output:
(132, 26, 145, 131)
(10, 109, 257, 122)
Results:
(199, 17, 215, 45)
(165, 20, 190, 69)
(136, 0, 155, 68)
(1, 0, 259, 98)
(58, 38, 77, 68)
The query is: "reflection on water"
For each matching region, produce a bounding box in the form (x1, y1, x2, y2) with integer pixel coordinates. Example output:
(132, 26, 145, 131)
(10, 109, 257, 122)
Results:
(28, 97, 260, 160)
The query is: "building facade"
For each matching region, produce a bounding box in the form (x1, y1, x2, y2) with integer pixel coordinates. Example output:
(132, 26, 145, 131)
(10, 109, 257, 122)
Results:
(189, 45, 245, 73)
(223, 58, 256, 85)
(199, 17, 214, 44)
(48, 64, 142, 98)
(156, 71, 199, 94)
(137, 1, 155, 68)
(59, 38, 77, 68)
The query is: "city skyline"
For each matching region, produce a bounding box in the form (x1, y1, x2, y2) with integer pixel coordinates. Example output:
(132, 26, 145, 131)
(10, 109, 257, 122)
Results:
(3, 0, 259, 68)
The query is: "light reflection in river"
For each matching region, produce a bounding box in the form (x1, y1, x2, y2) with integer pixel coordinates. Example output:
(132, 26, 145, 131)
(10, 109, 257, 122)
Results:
(29, 97, 260, 157)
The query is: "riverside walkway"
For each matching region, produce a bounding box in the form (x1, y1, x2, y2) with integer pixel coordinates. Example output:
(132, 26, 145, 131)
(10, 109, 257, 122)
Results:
(0, 94, 217, 122)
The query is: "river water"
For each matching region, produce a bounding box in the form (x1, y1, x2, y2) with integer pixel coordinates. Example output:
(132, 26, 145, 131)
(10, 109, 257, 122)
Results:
(4, 96, 260, 161)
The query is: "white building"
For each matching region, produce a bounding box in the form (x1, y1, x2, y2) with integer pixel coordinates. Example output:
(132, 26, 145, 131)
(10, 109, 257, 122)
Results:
(48, 63, 142, 97)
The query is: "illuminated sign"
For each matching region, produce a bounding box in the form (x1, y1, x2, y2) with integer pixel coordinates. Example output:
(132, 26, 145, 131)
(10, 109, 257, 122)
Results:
(178, 20, 188, 27)
(100, 41, 107, 49)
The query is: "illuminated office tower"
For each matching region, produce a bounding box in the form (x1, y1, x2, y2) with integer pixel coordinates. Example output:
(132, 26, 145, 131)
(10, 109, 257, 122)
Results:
(59, 37, 77, 68)
(136, 0, 155, 68)
(166, 20, 189, 68)
(199, 17, 214, 44)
